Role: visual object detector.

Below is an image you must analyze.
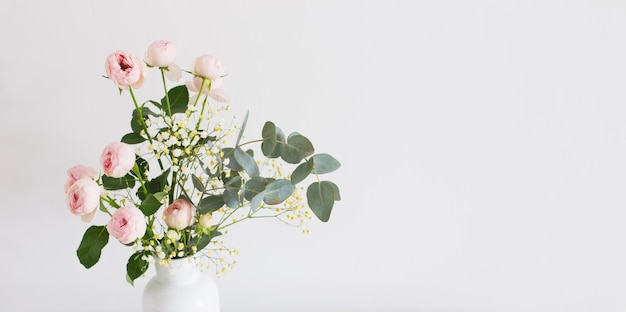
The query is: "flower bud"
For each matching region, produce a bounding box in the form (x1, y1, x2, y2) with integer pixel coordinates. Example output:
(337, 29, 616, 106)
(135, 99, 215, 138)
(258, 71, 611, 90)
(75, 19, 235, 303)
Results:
(145, 40, 177, 68)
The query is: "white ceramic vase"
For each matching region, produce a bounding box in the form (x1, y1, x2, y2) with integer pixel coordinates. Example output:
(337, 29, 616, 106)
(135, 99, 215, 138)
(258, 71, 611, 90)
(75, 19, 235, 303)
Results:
(142, 258, 220, 312)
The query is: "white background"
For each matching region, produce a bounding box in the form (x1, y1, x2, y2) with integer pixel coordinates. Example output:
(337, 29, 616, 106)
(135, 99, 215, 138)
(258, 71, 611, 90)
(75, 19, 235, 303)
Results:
(1, 0, 626, 311)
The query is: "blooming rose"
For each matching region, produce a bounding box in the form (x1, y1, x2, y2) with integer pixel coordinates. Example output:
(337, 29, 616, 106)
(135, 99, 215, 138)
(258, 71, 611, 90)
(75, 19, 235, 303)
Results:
(101, 142, 135, 178)
(186, 77, 230, 103)
(107, 205, 146, 244)
(64, 165, 98, 192)
(145, 40, 177, 68)
(192, 54, 224, 80)
(105, 50, 146, 89)
(164, 199, 195, 230)
(66, 178, 101, 223)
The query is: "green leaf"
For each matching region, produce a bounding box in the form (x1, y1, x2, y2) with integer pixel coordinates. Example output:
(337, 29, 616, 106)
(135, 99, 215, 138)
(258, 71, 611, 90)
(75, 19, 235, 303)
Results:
(312, 153, 341, 174)
(121, 132, 146, 144)
(261, 121, 277, 157)
(138, 193, 163, 216)
(147, 169, 170, 194)
(76, 225, 109, 269)
(234, 147, 259, 177)
(189, 230, 222, 252)
(131, 107, 157, 134)
(198, 195, 224, 214)
(165, 85, 190, 114)
(263, 179, 295, 205)
(291, 158, 314, 184)
(307, 181, 336, 222)
(126, 252, 149, 286)
(281, 134, 314, 164)
(102, 173, 136, 190)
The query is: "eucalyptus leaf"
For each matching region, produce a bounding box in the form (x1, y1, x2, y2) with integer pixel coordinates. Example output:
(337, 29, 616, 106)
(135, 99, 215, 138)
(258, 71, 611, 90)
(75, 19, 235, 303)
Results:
(307, 181, 336, 222)
(191, 174, 206, 193)
(261, 121, 277, 157)
(250, 192, 265, 212)
(244, 176, 268, 201)
(235, 110, 249, 146)
(281, 134, 314, 164)
(266, 126, 285, 158)
(312, 153, 341, 174)
(76, 225, 109, 269)
(223, 189, 240, 209)
(198, 195, 224, 214)
(291, 158, 314, 184)
(234, 147, 259, 177)
(263, 179, 295, 205)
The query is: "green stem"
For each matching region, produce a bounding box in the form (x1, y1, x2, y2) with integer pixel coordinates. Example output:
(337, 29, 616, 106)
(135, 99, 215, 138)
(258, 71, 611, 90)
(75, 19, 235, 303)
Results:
(194, 78, 211, 131)
(160, 68, 172, 117)
(129, 87, 165, 171)
(132, 163, 149, 195)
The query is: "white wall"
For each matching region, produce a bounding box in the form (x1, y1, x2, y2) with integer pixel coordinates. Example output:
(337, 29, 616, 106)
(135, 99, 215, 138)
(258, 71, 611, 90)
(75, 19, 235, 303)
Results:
(2, 1, 626, 311)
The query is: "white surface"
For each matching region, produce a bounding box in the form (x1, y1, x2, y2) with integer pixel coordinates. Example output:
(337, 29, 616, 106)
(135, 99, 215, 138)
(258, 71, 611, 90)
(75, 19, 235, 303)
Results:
(1, 1, 626, 311)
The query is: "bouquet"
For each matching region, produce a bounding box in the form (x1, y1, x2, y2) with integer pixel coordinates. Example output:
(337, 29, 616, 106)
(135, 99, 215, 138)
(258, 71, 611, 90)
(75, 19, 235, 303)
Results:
(64, 40, 341, 284)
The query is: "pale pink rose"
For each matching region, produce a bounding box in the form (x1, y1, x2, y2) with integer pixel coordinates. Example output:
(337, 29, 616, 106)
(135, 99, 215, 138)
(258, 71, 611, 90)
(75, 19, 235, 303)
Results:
(105, 50, 146, 89)
(145, 40, 177, 68)
(164, 199, 195, 230)
(101, 142, 135, 178)
(107, 205, 146, 244)
(185, 77, 230, 103)
(164, 63, 182, 82)
(192, 54, 224, 80)
(64, 165, 99, 192)
(66, 178, 101, 223)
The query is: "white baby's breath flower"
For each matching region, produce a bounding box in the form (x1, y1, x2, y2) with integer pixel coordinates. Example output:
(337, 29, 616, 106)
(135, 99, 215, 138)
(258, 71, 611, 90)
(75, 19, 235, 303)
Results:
(172, 165, 180, 172)
(172, 149, 183, 157)
(166, 136, 178, 147)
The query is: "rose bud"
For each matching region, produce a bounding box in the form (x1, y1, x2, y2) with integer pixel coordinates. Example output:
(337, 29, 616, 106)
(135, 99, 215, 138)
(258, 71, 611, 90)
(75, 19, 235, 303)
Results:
(145, 40, 177, 68)
(164, 199, 195, 230)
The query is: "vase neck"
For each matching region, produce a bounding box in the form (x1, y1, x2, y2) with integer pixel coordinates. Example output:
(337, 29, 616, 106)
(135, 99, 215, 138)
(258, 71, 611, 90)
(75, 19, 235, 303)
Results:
(154, 258, 200, 286)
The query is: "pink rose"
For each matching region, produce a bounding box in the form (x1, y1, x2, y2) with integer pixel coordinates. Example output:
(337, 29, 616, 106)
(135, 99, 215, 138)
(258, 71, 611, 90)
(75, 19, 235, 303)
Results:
(105, 50, 146, 89)
(66, 178, 101, 223)
(64, 165, 98, 192)
(107, 205, 146, 244)
(145, 40, 177, 68)
(101, 142, 135, 178)
(164, 199, 195, 230)
(192, 54, 224, 80)
(185, 77, 230, 103)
